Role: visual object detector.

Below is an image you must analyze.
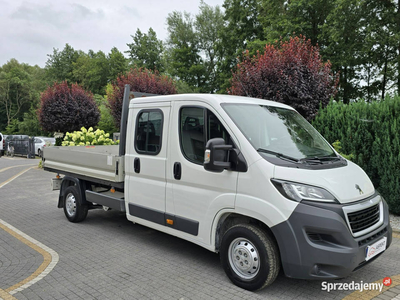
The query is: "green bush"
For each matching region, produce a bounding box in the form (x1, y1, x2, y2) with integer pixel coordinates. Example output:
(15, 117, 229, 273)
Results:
(332, 140, 355, 161)
(313, 96, 400, 214)
(62, 127, 118, 146)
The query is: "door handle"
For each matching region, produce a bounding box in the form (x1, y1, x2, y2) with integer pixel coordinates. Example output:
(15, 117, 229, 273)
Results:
(134, 157, 140, 173)
(173, 162, 181, 180)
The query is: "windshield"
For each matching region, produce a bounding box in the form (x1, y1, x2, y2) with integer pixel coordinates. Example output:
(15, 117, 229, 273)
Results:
(222, 104, 336, 160)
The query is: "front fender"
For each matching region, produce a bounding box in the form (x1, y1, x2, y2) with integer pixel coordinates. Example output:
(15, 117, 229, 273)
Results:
(235, 194, 297, 228)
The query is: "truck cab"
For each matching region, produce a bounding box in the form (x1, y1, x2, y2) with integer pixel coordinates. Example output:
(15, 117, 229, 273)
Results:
(44, 92, 392, 291)
(123, 94, 392, 290)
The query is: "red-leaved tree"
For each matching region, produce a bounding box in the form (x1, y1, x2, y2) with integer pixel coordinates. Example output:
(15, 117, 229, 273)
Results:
(107, 68, 176, 129)
(38, 81, 100, 133)
(229, 36, 339, 120)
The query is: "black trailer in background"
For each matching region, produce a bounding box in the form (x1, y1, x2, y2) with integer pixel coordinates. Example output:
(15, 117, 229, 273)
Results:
(5, 135, 35, 158)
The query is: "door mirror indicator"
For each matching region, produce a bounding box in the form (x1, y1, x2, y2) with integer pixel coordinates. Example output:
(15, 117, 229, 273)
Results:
(204, 138, 232, 172)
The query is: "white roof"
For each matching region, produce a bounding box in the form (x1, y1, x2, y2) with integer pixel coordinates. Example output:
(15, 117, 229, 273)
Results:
(130, 93, 295, 110)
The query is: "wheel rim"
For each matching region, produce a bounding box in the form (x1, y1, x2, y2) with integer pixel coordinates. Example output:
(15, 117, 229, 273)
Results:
(65, 193, 77, 217)
(228, 238, 260, 280)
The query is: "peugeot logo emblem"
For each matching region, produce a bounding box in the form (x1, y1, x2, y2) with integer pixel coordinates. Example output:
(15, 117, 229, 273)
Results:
(355, 184, 363, 195)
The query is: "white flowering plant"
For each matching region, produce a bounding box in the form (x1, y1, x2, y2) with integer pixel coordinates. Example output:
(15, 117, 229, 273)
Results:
(62, 127, 119, 146)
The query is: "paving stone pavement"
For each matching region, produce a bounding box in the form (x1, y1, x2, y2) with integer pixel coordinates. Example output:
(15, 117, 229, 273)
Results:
(0, 157, 399, 300)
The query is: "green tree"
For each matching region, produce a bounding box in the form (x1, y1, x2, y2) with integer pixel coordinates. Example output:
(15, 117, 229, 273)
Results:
(95, 94, 119, 135)
(216, 0, 264, 91)
(259, 0, 334, 46)
(321, 0, 366, 103)
(0, 59, 39, 130)
(73, 50, 110, 95)
(194, 1, 225, 93)
(361, 0, 399, 100)
(126, 28, 165, 72)
(45, 44, 82, 83)
(18, 104, 46, 136)
(108, 47, 128, 82)
(166, 11, 206, 91)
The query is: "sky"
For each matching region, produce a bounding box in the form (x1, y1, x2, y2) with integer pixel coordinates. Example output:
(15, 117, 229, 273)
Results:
(0, 0, 225, 68)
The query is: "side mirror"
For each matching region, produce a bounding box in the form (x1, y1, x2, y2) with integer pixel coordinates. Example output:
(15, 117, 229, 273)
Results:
(204, 138, 232, 172)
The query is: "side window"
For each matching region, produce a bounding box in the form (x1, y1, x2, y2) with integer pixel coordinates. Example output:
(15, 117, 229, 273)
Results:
(207, 110, 230, 143)
(180, 107, 231, 165)
(135, 110, 163, 155)
(180, 107, 205, 164)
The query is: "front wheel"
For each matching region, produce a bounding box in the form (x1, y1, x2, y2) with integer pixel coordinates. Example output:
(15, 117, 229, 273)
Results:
(220, 224, 280, 291)
(63, 186, 88, 222)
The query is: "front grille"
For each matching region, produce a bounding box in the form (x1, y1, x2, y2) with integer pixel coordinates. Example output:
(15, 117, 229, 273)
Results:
(347, 203, 380, 234)
(358, 227, 387, 246)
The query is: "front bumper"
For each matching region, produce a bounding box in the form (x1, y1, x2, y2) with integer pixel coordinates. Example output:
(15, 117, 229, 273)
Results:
(270, 196, 392, 279)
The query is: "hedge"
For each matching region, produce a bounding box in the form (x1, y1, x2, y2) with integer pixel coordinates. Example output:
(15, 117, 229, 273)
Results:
(313, 95, 400, 214)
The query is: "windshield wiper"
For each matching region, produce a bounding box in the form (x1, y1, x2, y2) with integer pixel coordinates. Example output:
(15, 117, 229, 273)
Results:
(300, 156, 340, 164)
(257, 148, 299, 163)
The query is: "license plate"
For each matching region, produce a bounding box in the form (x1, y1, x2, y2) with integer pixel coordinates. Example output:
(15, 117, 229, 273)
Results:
(365, 237, 387, 261)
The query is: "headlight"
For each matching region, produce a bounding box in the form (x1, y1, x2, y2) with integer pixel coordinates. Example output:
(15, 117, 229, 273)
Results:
(271, 179, 338, 203)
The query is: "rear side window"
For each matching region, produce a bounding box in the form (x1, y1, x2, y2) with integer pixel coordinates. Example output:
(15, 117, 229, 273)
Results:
(135, 110, 163, 155)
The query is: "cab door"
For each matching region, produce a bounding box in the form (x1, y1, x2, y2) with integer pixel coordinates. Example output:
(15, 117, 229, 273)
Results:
(125, 102, 171, 225)
(166, 102, 238, 246)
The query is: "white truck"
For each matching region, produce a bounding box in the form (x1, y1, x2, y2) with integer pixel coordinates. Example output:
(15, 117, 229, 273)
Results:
(43, 85, 392, 291)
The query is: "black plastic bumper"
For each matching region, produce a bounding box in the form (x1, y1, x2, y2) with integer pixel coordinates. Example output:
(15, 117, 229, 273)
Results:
(270, 197, 392, 279)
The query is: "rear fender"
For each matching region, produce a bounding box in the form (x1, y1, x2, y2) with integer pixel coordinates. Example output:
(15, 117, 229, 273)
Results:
(58, 176, 88, 208)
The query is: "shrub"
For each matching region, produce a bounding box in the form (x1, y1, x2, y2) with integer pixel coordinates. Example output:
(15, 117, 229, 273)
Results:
(38, 81, 100, 133)
(229, 35, 339, 121)
(313, 96, 400, 214)
(107, 68, 176, 129)
(62, 127, 118, 146)
(332, 140, 354, 161)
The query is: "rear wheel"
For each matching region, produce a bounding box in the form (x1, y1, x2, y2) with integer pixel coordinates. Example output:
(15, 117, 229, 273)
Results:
(220, 224, 280, 291)
(38, 149, 42, 157)
(63, 186, 88, 222)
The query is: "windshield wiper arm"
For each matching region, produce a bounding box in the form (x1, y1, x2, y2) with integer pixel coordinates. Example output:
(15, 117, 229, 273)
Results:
(257, 148, 299, 163)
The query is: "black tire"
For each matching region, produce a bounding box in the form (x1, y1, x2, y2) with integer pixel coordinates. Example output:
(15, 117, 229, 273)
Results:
(220, 224, 280, 291)
(38, 149, 41, 157)
(63, 186, 88, 223)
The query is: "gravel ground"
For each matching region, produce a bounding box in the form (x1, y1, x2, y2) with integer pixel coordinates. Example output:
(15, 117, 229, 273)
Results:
(390, 213, 400, 232)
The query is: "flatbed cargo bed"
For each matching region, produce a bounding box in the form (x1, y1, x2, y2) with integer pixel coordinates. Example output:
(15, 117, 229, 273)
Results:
(43, 145, 125, 186)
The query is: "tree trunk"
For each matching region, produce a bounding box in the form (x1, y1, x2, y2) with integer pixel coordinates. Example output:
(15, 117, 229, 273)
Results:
(397, 3, 400, 95)
(343, 66, 349, 104)
(382, 54, 388, 101)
